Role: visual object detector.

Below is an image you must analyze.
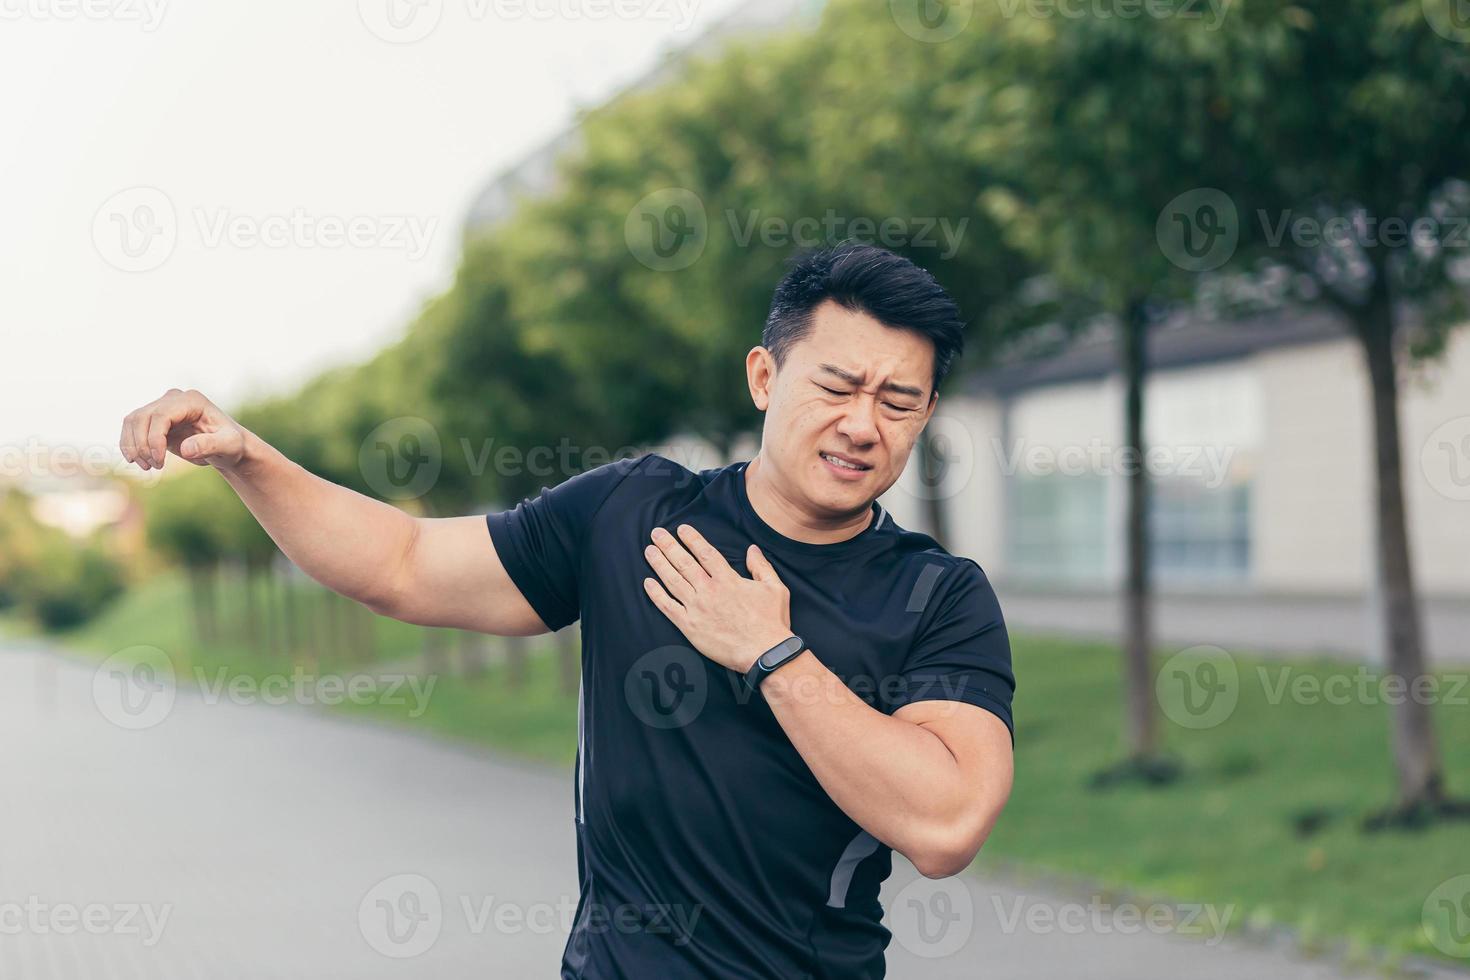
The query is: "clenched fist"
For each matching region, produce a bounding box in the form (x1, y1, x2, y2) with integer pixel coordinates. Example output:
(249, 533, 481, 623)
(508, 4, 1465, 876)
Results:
(119, 388, 248, 471)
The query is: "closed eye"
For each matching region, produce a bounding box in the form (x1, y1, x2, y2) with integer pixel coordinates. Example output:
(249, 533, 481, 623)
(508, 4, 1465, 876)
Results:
(816, 384, 850, 396)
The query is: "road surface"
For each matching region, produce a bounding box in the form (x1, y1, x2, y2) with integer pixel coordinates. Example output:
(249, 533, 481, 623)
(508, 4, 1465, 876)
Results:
(0, 644, 1445, 979)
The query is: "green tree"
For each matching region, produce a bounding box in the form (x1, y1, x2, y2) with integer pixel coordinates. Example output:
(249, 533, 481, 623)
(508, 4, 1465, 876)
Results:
(1179, 0, 1470, 821)
(869, 3, 1231, 778)
(144, 469, 238, 646)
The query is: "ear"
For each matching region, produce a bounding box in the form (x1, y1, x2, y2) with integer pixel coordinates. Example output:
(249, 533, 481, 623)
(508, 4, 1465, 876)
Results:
(922, 389, 939, 425)
(746, 346, 776, 412)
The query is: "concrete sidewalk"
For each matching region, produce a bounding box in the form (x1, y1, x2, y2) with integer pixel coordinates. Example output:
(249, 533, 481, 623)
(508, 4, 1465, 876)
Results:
(1, 644, 1457, 979)
(997, 587, 1470, 664)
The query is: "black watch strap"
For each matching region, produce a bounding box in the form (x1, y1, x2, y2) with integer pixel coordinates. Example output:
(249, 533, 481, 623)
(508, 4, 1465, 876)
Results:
(743, 635, 805, 693)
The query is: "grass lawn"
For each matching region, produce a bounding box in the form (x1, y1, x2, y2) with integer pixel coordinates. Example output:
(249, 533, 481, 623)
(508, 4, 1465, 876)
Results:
(24, 575, 1470, 966)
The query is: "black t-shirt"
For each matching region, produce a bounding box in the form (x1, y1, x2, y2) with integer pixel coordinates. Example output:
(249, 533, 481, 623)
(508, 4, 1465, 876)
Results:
(486, 453, 1014, 979)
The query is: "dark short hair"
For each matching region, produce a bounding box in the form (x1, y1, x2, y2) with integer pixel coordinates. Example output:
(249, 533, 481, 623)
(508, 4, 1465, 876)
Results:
(761, 241, 965, 395)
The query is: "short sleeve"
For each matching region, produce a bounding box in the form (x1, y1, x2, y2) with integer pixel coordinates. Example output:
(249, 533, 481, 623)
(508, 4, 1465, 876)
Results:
(890, 559, 1015, 743)
(484, 455, 648, 632)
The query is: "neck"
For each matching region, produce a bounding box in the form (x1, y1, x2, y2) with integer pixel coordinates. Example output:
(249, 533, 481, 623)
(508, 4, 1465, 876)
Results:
(743, 453, 875, 545)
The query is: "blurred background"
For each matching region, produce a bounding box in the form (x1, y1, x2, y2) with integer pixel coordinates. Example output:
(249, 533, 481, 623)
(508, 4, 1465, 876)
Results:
(3, 0, 1470, 977)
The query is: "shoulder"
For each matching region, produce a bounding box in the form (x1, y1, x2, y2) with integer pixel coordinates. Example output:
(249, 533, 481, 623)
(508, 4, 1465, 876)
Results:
(880, 520, 1004, 629)
(550, 451, 723, 518)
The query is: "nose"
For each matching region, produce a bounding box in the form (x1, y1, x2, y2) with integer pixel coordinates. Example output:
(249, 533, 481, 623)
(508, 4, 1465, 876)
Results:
(834, 394, 880, 447)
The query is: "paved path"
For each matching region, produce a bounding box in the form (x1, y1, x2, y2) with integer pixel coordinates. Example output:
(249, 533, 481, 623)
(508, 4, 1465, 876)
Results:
(0, 644, 1449, 979)
(998, 588, 1470, 664)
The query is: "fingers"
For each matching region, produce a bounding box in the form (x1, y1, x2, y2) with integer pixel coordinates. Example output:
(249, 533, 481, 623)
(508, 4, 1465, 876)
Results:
(644, 543, 696, 603)
(178, 432, 216, 464)
(120, 388, 202, 470)
(746, 544, 774, 583)
(121, 398, 163, 469)
(144, 408, 172, 469)
(642, 577, 687, 627)
(674, 524, 734, 579)
(649, 526, 710, 587)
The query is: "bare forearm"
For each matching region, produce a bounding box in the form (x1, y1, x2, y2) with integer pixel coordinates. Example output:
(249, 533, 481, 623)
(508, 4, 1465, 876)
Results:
(762, 651, 1006, 877)
(216, 429, 416, 609)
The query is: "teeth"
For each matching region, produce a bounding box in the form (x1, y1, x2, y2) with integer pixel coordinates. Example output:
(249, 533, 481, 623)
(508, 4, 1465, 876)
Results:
(822, 453, 863, 471)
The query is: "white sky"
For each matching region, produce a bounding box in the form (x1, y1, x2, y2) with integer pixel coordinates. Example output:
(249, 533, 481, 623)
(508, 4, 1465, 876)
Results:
(0, 0, 743, 462)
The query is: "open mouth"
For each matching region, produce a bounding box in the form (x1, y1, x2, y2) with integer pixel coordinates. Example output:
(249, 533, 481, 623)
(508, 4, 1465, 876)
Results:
(819, 451, 872, 474)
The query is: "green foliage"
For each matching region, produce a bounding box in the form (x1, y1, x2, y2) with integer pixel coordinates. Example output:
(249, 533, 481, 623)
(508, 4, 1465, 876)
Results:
(143, 468, 249, 568)
(0, 488, 125, 629)
(11, 536, 125, 630)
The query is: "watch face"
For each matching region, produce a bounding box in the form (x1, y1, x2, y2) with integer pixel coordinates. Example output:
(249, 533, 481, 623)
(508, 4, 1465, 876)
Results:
(760, 636, 800, 669)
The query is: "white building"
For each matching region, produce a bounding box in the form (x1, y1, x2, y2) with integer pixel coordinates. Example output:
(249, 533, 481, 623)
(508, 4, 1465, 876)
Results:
(878, 312, 1470, 662)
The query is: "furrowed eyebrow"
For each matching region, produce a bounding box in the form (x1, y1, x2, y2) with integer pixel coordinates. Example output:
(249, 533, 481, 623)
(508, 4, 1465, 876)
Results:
(816, 363, 926, 400)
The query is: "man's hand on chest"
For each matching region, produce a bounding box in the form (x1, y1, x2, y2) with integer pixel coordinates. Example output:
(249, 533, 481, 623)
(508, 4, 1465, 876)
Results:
(641, 524, 794, 674)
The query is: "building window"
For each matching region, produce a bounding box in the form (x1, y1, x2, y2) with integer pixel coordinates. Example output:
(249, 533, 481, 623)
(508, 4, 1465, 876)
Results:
(1005, 472, 1108, 585)
(1150, 478, 1251, 582)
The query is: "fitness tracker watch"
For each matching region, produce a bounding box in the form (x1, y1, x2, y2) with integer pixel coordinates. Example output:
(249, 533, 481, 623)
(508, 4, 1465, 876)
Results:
(743, 635, 805, 694)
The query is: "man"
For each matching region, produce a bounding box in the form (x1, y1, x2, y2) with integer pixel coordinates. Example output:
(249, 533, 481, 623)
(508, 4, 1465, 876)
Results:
(119, 241, 1015, 978)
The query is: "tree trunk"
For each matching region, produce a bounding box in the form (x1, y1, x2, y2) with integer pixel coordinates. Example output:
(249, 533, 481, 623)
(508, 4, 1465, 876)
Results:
(326, 590, 345, 666)
(188, 562, 219, 647)
(352, 599, 375, 665)
(1121, 300, 1158, 761)
(1356, 287, 1445, 811)
(556, 624, 580, 696)
(241, 561, 261, 654)
(918, 427, 950, 547)
(456, 629, 485, 678)
(505, 634, 529, 690)
(280, 570, 298, 662)
(422, 627, 448, 677)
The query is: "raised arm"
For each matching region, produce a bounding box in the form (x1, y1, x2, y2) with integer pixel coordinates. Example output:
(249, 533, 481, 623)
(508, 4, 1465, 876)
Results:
(119, 388, 549, 637)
